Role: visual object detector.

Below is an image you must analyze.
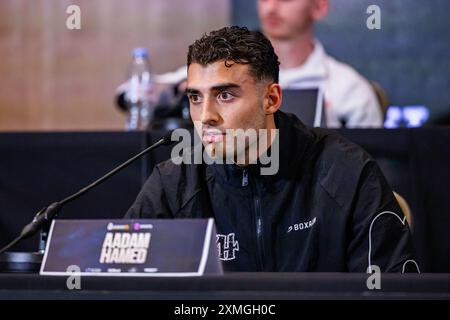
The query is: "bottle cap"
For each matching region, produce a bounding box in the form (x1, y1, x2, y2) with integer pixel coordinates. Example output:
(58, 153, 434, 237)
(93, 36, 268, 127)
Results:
(132, 47, 149, 59)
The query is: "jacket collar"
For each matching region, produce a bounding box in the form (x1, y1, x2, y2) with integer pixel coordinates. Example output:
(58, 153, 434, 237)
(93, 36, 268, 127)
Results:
(279, 40, 328, 86)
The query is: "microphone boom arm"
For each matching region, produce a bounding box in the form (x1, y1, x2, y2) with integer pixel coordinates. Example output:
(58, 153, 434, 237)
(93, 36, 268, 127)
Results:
(0, 131, 175, 255)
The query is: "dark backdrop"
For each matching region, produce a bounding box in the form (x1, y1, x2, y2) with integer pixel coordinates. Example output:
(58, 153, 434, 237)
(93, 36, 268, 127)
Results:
(1, 129, 450, 272)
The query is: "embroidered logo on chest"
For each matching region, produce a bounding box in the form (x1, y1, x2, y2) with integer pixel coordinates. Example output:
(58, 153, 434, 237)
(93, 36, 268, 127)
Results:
(216, 233, 239, 261)
(287, 217, 317, 233)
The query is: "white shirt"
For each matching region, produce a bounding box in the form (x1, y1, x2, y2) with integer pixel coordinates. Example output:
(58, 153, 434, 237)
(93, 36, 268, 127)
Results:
(150, 40, 383, 128)
(279, 41, 383, 128)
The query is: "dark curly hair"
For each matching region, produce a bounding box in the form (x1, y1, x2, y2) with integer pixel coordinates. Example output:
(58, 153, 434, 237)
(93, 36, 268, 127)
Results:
(187, 26, 280, 83)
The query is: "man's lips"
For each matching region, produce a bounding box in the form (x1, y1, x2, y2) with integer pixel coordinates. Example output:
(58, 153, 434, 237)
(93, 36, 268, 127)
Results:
(203, 130, 226, 143)
(263, 16, 283, 27)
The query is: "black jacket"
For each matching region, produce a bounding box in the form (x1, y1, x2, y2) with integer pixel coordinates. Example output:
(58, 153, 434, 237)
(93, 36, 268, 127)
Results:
(126, 111, 415, 272)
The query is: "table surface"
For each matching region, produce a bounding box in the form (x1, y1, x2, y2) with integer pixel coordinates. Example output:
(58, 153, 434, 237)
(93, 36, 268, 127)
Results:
(0, 273, 449, 300)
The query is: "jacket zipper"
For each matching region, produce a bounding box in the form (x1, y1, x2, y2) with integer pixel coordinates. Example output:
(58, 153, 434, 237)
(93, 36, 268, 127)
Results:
(243, 168, 265, 271)
(242, 169, 248, 187)
(255, 196, 265, 270)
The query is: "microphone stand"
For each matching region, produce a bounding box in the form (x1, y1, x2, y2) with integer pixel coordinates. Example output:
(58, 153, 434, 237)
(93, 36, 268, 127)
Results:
(0, 131, 175, 272)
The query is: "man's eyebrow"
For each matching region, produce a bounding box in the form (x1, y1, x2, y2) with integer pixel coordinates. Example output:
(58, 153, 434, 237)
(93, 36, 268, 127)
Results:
(186, 88, 200, 95)
(186, 83, 241, 94)
(210, 83, 241, 91)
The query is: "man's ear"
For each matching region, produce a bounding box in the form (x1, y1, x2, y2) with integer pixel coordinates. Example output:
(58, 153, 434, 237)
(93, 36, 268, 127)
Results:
(312, 0, 329, 21)
(264, 83, 282, 115)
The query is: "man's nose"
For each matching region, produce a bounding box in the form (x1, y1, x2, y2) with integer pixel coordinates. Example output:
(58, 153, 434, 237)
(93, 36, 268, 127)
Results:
(260, 0, 278, 13)
(200, 100, 220, 125)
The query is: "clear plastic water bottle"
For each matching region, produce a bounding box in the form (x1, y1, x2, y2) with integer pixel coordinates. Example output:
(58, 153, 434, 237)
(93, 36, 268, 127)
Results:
(124, 47, 156, 130)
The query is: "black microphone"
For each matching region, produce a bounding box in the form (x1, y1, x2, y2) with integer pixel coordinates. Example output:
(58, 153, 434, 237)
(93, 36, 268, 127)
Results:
(0, 131, 176, 255)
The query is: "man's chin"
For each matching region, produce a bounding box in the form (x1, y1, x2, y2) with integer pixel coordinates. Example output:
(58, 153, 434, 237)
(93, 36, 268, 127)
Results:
(263, 26, 300, 41)
(204, 142, 224, 159)
(204, 142, 239, 163)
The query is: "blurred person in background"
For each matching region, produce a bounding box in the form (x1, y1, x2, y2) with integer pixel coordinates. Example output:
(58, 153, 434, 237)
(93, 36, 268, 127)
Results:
(117, 0, 383, 128)
(258, 0, 382, 128)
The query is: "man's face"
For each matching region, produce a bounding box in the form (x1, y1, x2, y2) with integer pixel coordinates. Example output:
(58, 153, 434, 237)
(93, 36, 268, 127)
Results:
(258, 0, 317, 40)
(187, 61, 267, 161)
